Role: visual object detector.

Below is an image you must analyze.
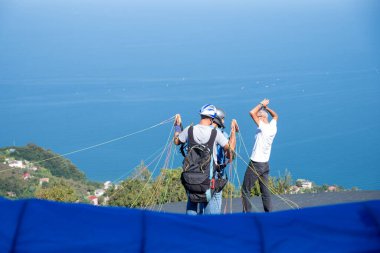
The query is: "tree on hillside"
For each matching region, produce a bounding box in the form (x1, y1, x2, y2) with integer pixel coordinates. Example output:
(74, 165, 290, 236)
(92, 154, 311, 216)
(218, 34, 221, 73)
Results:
(273, 170, 292, 193)
(0, 164, 35, 198)
(35, 181, 79, 203)
(107, 178, 152, 207)
(106, 166, 188, 208)
(151, 168, 187, 205)
(222, 182, 239, 199)
(0, 175, 30, 198)
(250, 170, 293, 196)
(107, 164, 153, 207)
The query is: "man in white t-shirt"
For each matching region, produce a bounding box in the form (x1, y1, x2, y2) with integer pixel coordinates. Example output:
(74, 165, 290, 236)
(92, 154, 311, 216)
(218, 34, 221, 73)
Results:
(242, 99, 278, 212)
(173, 104, 238, 215)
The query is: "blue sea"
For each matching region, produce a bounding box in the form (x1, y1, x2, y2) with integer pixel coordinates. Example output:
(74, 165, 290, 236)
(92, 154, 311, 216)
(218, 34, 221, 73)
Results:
(1, 0, 379, 189)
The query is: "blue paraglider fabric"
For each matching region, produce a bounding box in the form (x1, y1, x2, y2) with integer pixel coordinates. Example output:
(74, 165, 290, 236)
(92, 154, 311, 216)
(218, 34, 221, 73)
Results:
(0, 198, 379, 253)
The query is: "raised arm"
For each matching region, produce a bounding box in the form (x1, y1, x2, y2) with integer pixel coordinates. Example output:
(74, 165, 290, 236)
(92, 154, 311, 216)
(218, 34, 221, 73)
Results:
(265, 106, 278, 121)
(224, 119, 238, 160)
(249, 99, 269, 126)
(173, 114, 183, 145)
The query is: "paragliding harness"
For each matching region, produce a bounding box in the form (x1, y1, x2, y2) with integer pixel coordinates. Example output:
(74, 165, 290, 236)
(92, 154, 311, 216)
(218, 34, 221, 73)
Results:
(181, 126, 226, 203)
(214, 163, 228, 193)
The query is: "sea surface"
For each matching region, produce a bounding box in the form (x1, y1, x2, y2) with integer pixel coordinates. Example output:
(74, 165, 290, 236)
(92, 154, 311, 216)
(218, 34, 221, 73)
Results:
(0, 0, 379, 189)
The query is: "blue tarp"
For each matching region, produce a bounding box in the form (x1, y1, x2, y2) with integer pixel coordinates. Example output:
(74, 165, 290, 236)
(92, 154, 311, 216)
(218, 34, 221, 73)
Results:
(1, 198, 379, 253)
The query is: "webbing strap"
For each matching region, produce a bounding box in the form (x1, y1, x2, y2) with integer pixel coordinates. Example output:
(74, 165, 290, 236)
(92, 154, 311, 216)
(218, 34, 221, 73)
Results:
(187, 126, 196, 148)
(206, 151, 215, 202)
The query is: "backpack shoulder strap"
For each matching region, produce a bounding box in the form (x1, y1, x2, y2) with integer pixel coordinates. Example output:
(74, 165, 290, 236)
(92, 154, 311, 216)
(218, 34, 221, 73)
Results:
(188, 126, 217, 149)
(187, 126, 197, 148)
(206, 128, 217, 150)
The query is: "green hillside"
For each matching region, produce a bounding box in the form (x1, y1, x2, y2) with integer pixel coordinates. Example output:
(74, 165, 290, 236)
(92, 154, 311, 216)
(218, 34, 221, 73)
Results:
(0, 144, 101, 202)
(0, 144, 352, 208)
(1, 143, 85, 181)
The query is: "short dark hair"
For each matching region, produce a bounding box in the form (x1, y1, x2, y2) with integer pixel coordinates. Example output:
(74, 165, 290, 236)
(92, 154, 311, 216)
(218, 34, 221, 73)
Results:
(201, 115, 213, 120)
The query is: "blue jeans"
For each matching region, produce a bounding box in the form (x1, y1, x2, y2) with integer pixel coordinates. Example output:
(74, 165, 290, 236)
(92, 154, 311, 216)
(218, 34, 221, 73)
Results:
(204, 191, 222, 214)
(186, 191, 223, 215)
(186, 198, 205, 215)
(186, 169, 225, 215)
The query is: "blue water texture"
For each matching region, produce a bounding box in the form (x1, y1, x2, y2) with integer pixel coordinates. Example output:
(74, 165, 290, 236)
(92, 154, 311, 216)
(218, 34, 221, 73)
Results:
(0, 0, 379, 189)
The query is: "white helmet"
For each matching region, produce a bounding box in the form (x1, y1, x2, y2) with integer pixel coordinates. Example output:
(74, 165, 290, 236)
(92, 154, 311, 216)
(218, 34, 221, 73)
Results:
(199, 104, 217, 119)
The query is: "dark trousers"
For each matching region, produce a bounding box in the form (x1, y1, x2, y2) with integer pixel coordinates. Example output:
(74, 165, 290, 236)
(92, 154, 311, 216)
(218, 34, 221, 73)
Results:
(241, 160, 272, 212)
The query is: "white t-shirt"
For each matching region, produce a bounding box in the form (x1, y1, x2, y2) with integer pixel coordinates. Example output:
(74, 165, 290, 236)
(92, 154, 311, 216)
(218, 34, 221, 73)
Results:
(179, 124, 229, 162)
(250, 119, 277, 163)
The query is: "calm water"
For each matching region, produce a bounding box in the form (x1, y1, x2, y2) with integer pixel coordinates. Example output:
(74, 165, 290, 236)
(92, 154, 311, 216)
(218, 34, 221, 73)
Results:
(1, 0, 379, 189)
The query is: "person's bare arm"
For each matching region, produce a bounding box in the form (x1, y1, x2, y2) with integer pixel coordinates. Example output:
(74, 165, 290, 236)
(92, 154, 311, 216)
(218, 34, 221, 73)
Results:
(265, 106, 278, 121)
(224, 119, 238, 160)
(249, 99, 269, 126)
(173, 114, 183, 145)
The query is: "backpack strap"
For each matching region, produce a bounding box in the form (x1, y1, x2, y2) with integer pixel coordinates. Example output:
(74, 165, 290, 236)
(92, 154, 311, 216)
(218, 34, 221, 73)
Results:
(205, 128, 217, 165)
(187, 126, 197, 148)
(206, 128, 217, 150)
(207, 128, 217, 193)
(188, 126, 217, 149)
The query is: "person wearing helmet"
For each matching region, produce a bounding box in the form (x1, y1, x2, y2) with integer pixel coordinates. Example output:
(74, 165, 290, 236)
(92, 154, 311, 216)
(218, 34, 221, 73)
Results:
(203, 107, 238, 214)
(173, 104, 238, 215)
(213, 107, 226, 129)
(241, 98, 278, 213)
